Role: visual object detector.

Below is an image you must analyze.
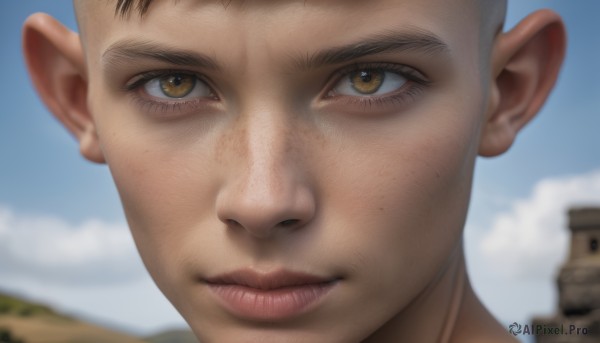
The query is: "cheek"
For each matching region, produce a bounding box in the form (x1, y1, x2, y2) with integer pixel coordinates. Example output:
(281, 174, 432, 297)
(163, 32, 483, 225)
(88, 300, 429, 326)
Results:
(91, 98, 222, 282)
(320, 104, 480, 310)
(348, 140, 473, 259)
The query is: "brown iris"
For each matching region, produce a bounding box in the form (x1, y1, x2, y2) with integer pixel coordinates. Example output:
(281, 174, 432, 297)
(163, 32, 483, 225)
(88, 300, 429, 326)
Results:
(350, 69, 384, 94)
(159, 74, 196, 98)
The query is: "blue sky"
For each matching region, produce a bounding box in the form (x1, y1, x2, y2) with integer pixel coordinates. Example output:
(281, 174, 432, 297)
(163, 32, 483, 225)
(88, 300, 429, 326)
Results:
(1, 0, 599, 339)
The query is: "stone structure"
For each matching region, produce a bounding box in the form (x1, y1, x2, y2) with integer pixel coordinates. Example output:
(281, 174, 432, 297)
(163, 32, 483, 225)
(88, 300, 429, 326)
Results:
(532, 207, 600, 343)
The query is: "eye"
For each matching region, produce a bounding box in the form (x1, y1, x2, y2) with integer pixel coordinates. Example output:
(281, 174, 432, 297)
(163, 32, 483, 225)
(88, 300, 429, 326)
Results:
(332, 68, 408, 96)
(143, 73, 213, 99)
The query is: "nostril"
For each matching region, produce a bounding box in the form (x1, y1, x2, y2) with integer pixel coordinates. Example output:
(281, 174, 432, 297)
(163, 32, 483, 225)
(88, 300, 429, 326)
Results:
(227, 219, 241, 227)
(279, 219, 299, 227)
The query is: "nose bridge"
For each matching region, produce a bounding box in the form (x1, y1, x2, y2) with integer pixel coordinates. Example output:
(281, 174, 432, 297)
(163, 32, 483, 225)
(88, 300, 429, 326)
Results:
(244, 113, 291, 203)
(243, 100, 294, 185)
(216, 103, 315, 238)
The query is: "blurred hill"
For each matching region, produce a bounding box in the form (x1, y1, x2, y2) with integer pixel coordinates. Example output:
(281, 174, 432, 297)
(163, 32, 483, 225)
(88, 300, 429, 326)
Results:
(144, 329, 199, 343)
(0, 292, 198, 343)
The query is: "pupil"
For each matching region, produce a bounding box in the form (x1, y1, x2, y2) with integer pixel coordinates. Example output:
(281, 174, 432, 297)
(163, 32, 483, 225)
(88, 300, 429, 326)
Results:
(360, 71, 372, 83)
(171, 75, 183, 86)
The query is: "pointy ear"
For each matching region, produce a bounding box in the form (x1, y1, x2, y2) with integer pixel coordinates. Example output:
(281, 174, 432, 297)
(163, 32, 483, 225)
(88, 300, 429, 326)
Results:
(479, 9, 566, 157)
(23, 13, 105, 163)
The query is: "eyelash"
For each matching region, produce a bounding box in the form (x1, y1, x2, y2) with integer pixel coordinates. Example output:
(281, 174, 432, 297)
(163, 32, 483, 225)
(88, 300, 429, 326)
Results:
(123, 63, 430, 115)
(124, 70, 218, 115)
(325, 62, 431, 109)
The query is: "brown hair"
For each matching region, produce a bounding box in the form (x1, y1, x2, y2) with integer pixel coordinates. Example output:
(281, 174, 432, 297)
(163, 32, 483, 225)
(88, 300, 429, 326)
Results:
(115, 0, 153, 17)
(114, 0, 242, 17)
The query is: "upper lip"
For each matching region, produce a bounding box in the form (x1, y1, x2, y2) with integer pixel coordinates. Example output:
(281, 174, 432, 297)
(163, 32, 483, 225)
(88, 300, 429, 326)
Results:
(203, 268, 338, 290)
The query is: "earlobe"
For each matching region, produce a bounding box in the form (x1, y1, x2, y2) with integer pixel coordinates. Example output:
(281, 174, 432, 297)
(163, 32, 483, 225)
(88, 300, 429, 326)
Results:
(22, 13, 105, 163)
(479, 9, 566, 157)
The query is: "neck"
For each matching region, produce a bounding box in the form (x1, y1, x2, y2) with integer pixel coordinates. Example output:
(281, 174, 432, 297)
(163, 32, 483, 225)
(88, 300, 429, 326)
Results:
(363, 239, 511, 343)
(362, 241, 517, 343)
(361, 241, 465, 342)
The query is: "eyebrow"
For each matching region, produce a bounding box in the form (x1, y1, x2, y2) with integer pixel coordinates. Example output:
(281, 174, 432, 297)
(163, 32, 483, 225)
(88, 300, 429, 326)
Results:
(102, 39, 220, 71)
(102, 29, 450, 72)
(293, 29, 451, 70)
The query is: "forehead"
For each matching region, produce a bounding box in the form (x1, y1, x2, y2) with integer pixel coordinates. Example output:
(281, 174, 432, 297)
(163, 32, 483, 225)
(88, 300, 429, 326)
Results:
(79, 0, 482, 74)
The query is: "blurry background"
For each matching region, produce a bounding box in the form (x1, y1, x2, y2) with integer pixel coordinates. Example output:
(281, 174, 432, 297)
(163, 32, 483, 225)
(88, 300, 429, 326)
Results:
(0, 1, 599, 342)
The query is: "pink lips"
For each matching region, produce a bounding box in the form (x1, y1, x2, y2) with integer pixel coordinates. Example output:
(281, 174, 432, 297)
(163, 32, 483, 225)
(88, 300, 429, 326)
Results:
(204, 269, 339, 320)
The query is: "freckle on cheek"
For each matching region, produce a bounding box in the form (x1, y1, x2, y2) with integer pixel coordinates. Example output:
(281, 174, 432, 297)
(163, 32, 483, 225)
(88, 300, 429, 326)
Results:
(215, 127, 245, 164)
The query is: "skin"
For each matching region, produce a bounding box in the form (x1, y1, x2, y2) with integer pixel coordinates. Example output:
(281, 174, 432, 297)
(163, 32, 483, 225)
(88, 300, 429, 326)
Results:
(22, 0, 566, 342)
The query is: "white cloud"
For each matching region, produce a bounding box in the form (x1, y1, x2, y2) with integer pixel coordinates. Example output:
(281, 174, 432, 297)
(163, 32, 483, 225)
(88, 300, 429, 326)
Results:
(0, 206, 145, 286)
(0, 206, 186, 334)
(479, 169, 600, 280)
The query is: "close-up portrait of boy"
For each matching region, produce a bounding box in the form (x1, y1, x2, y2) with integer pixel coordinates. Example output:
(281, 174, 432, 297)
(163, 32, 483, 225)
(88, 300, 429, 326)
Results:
(17, 0, 569, 342)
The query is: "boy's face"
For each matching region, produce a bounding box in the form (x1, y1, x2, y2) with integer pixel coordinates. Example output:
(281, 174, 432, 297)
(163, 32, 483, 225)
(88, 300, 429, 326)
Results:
(77, 0, 492, 341)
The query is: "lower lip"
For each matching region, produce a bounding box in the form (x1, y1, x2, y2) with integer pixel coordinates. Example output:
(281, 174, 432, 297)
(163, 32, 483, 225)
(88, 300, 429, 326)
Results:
(207, 281, 338, 320)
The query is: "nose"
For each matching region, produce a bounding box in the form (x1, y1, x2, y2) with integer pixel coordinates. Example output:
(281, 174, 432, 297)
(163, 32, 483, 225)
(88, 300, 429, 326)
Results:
(215, 113, 316, 239)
